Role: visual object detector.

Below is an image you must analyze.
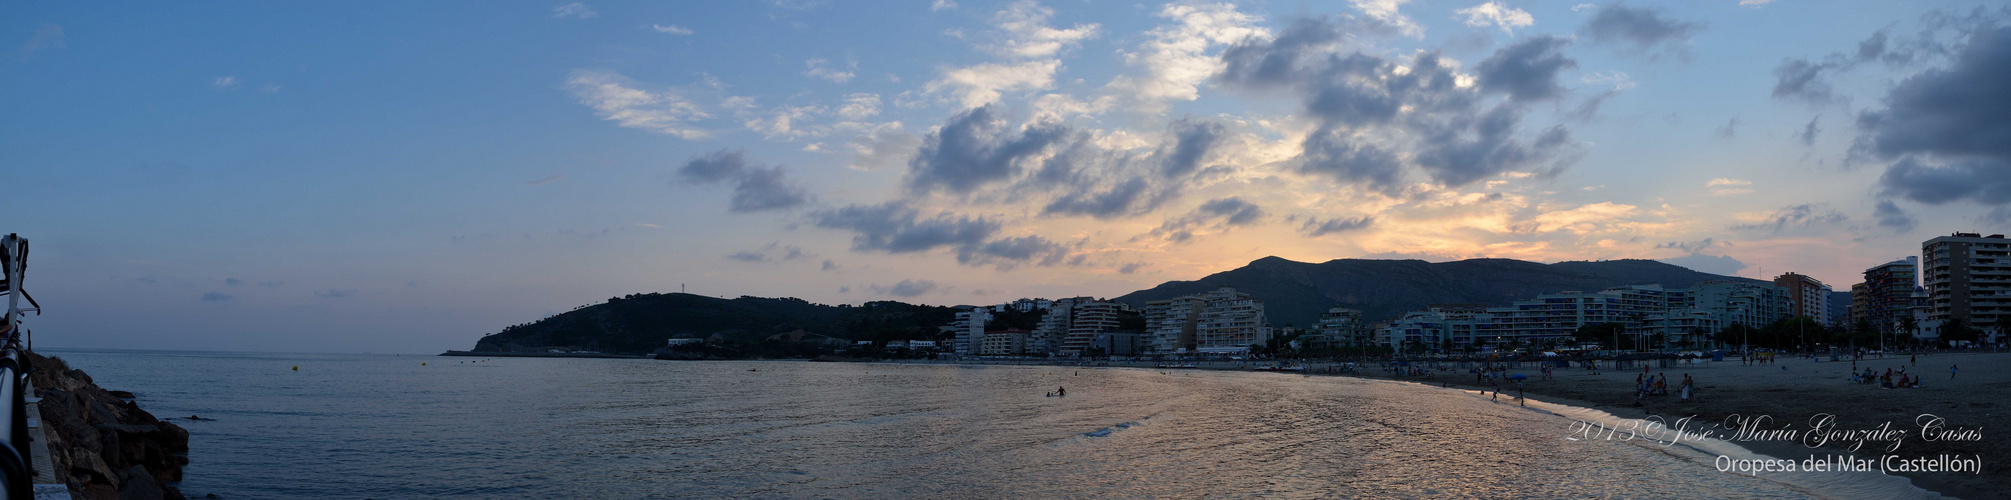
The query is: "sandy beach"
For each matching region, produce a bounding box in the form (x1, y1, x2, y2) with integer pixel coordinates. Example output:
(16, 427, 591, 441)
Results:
(1391, 351, 2008, 499)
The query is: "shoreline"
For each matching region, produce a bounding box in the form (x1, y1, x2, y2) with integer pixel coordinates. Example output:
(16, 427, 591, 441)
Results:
(856, 353, 2004, 499)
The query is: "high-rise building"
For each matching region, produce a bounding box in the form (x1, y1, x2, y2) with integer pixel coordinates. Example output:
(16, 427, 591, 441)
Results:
(1308, 307, 1373, 348)
(1773, 273, 1832, 326)
(1143, 296, 1204, 352)
(1195, 288, 1269, 352)
(1059, 301, 1123, 356)
(1922, 233, 2011, 338)
(1858, 257, 1918, 335)
(951, 307, 990, 355)
(1030, 297, 1080, 355)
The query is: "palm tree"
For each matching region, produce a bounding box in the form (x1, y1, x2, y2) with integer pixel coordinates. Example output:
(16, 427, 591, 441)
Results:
(1899, 316, 1919, 350)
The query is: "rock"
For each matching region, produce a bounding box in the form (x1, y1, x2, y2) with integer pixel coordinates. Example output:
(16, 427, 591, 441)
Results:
(117, 465, 164, 500)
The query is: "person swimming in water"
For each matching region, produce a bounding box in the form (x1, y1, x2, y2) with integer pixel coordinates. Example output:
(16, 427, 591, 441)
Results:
(1057, 386, 1066, 397)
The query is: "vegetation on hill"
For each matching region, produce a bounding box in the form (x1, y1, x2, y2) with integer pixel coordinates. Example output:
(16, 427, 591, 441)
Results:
(470, 293, 958, 355)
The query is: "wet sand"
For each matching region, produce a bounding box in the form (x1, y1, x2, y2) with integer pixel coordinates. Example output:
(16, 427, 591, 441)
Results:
(1394, 352, 2007, 499)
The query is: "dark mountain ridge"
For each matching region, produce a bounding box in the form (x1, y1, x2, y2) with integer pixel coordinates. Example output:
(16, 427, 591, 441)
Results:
(1113, 257, 1757, 328)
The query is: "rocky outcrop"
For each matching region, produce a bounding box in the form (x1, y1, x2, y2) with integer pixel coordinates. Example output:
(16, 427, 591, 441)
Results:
(26, 352, 187, 500)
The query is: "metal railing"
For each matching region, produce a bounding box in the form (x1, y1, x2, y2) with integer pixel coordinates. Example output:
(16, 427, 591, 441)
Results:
(0, 233, 39, 499)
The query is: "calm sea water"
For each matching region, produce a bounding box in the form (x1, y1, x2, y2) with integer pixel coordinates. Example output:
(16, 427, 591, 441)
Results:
(41, 349, 1937, 499)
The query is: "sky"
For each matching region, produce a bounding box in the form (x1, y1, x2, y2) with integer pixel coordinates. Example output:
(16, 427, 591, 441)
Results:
(3, 1, 2008, 354)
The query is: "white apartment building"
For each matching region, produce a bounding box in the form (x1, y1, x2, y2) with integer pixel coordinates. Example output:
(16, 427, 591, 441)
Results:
(1923, 232, 2011, 341)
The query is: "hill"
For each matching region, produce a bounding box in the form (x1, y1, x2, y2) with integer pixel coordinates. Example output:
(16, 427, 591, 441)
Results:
(1113, 257, 1757, 328)
(468, 293, 957, 354)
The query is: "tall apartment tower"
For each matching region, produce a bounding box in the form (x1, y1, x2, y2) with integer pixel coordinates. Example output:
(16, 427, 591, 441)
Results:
(1859, 257, 1918, 335)
(1772, 273, 1832, 326)
(1923, 232, 2011, 334)
(952, 307, 991, 355)
(1059, 301, 1123, 356)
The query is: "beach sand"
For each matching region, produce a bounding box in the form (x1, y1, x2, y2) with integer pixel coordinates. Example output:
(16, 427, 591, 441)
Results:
(1396, 351, 2008, 499)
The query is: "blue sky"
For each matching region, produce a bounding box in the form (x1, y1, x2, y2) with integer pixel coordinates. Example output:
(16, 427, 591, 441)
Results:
(4, 1, 2007, 353)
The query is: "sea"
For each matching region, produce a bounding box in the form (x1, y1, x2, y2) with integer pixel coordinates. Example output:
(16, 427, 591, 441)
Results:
(44, 349, 1946, 499)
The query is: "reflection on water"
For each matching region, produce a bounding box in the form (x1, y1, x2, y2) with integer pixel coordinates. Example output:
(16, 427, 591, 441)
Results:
(47, 351, 1873, 498)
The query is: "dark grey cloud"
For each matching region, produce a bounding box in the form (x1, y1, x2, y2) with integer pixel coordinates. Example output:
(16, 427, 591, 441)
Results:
(1160, 117, 1228, 178)
(725, 251, 769, 262)
(1581, 3, 1701, 53)
(1659, 253, 1746, 276)
(314, 288, 357, 299)
(1730, 203, 1848, 232)
(876, 279, 938, 298)
(820, 259, 840, 271)
(676, 150, 812, 212)
(1873, 200, 1918, 232)
(1303, 216, 1374, 237)
(1654, 238, 1715, 253)
(1771, 57, 1841, 103)
(1118, 262, 1145, 274)
(1797, 116, 1821, 146)
(201, 292, 233, 302)
(1475, 36, 1577, 102)
(810, 201, 1070, 267)
(1148, 197, 1267, 243)
(1217, 18, 1579, 192)
(1770, 19, 1973, 105)
(1042, 177, 1153, 219)
(223, 277, 243, 286)
(1716, 116, 1739, 139)
(1856, 24, 2011, 205)
(907, 104, 1073, 194)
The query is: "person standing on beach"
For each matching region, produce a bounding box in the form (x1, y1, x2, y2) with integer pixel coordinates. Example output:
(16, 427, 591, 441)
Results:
(1951, 364, 1958, 380)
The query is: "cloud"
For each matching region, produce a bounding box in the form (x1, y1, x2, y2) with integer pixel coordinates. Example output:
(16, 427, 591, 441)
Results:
(1043, 177, 1155, 219)
(1150, 197, 1267, 242)
(1119, 262, 1145, 274)
(201, 292, 233, 302)
(1455, 2, 1534, 35)
(725, 243, 812, 263)
(1706, 178, 1752, 196)
(553, 3, 598, 18)
(1579, 71, 1635, 90)
(564, 70, 710, 139)
(836, 93, 880, 119)
(810, 201, 1070, 267)
(315, 288, 357, 299)
(1653, 238, 1715, 253)
(1738, 0, 1778, 7)
(1797, 116, 1821, 146)
(527, 174, 568, 186)
(1861, 25, 2011, 206)
(1580, 3, 1701, 56)
(1659, 252, 1747, 276)
(926, 60, 1061, 109)
(651, 24, 693, 35)
(1218, 18, 1581, 193)
(874, 279, 940, 297)
(1303, 216, 1375, 237)
(1475, 35, 1577, 102)
(212, 76, 239, 90)
(1349, 0, 1423, 37)
(821, 259, 840, 271)
(984, 0, 1099, 59)
(224, 278, 243, 286)
(1770, 58, 1839, 103)
(804, 58, 856, 83)
(931, 0, 957, 11)
(12, 24, 64, 60)
(846, 124, 921, 170)
(1716, 116, 1739, 139)
(259, 281, 285, 287)
(725, 251, 768, 262)
(1102, 3, 1269, 112)
(1731, 203, 1847, 232)
(906, 104, 1073, 194)
(676, 150, 812, 212)
(1873, 200, 1917, 233)
(1159, 116, 1228, 177)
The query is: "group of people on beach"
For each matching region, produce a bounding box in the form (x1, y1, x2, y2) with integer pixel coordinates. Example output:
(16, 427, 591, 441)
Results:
(1634, 372, 1699, 402)
(1854, 366, 1929, 389)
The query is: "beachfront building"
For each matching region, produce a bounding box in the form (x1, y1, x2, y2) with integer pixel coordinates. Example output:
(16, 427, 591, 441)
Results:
(1380, 310, 1453, 353)
(1849, 282, 1870, 328)
(1031, 297, 1081, 355)
(1374, 283, 1788, 350)
(981, 329, 1031, 356)
(1142, 297, 1203, 352)
(1856, 257, 1919, 337)
(1060, 301, 1124, 356)
(1774, 273, 1833, 326)
(1092, 331, 1144, 356)
(951, 306, 991, 355)
(1686, 281, 1793, 328)
(1195, 288, 1269, 353)
(1923, 232, 2011, 342)
(1307, 307, 1373, 349)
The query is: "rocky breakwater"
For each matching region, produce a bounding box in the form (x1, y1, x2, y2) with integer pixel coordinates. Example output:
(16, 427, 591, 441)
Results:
(26, 352, 188, 500)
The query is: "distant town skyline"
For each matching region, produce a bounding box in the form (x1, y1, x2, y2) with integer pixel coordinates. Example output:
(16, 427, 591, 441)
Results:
(3, 1, 2007, 353)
